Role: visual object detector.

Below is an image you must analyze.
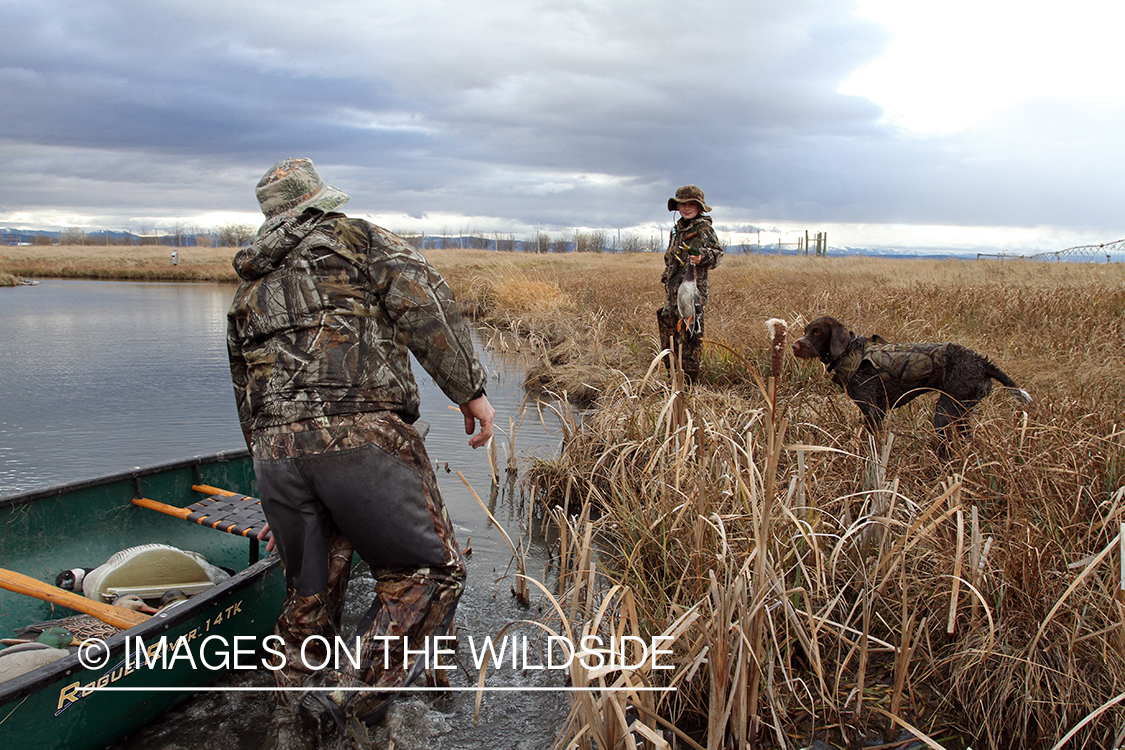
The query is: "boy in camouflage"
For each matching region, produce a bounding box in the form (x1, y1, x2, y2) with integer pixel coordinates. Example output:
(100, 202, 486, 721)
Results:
(658, 184, 723, 382)
(227, 158, 495, 746)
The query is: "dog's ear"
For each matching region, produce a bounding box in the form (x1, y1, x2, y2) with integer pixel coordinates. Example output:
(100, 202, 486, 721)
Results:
(828, 321, 851, 359)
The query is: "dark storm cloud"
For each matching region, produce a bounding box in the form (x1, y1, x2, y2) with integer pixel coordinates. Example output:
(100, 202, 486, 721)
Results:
(1, 0, 1122, 243)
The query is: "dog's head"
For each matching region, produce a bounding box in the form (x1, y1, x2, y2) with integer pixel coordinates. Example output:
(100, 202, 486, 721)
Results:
(792, 316, 853, 362)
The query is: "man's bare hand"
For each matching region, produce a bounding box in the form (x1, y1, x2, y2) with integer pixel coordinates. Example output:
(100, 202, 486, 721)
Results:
(460, 394, 496, 449)
(257, 523, 276, 553)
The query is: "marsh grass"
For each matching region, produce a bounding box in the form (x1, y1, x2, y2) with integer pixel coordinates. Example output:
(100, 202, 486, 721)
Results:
(526, 365, 1125, 749)
(447, 252, 1125, 749)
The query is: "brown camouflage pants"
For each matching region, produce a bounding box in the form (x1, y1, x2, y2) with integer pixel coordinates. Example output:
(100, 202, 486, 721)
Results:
(253, 411, 465, 721)
(657, 306, 703, 382)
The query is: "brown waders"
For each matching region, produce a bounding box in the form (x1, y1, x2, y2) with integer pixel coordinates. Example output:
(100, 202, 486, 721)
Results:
(657, 306, 703, 384)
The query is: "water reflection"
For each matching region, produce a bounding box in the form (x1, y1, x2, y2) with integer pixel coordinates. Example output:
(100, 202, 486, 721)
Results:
(0, 279, 570, 749)
(0, 280, 242, 495)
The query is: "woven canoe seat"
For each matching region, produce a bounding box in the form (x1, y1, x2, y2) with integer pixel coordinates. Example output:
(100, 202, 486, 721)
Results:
(184, 492, 269, 539)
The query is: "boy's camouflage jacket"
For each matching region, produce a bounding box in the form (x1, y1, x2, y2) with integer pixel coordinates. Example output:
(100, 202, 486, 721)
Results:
(661, 215, 723, 311)
(227, 209, 487, 443)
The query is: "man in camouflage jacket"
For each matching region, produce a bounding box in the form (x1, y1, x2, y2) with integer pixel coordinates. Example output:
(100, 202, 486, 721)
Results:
(658, 184, 723, 382)
(227, 158, 494, 743)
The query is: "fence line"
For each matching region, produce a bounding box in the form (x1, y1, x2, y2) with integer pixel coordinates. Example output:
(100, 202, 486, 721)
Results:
(407, 228, 830, 257)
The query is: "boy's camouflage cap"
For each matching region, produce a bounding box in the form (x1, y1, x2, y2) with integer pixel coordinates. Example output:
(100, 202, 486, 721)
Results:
(667, 184, 712, 213)
(255, 158, 351, 221)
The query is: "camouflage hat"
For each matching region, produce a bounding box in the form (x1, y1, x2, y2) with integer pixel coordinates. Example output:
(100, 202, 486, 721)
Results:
(255, 158, 351, 221)
(667, 184, 712, 213)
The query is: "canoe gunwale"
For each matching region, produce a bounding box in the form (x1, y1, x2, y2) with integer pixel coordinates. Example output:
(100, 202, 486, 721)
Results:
(0, 450, 252, 510)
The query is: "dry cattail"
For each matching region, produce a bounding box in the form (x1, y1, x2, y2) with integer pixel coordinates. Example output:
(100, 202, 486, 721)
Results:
(765, 318, 788, 380)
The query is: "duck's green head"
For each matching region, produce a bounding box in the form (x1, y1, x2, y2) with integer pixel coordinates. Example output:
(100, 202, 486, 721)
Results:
(36, 627, 78, 649)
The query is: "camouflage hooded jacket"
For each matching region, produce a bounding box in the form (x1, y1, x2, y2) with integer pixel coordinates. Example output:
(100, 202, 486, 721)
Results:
(227, 209, 487, 442)
(661, 215, 723, 310)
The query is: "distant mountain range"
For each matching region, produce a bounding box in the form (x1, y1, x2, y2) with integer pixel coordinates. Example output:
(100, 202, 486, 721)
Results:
(1, 226, 1112, 262)
(2, 227, 171, 245)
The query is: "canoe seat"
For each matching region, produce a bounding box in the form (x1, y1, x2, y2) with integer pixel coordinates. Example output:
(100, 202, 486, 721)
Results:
(183, 491, 269, 539)
(132, 485, 272, 565)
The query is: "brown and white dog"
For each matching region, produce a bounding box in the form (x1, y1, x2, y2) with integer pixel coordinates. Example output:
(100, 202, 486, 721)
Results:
(792, 316, 1031, 444)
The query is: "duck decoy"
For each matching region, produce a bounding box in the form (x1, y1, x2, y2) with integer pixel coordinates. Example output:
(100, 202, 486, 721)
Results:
(154, 589, 191, 614)
(56, 543, 231, 602)
(0, 628, 79, 682)
(13, 594, 157, 643)
(0, 626, 78, 649)
(676, 260, 702, 336)
(55, 567, 95, 593)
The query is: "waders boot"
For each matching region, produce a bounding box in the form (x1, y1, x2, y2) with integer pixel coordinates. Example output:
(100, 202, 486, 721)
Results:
(298, 564, 464, 730)
(682, 306, 703, 384)
(682, 331, 702, 385)
(261, 701, 316, 750)
(658, 306, 704, 383)
(656, 307, 677, 372)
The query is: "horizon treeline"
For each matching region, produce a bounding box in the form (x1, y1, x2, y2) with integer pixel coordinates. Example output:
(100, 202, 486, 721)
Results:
(4, 224, 787, 256)
(2, 224, 805, 255)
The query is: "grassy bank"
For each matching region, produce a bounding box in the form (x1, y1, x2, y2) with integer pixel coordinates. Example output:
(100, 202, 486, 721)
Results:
(0, 244, 241, 282)
(431, 250, 1125, 750)
(428, 249, 1125, 408)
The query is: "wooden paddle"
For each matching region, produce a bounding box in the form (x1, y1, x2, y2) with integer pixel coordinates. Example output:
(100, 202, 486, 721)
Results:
(0, 568, 150, 630)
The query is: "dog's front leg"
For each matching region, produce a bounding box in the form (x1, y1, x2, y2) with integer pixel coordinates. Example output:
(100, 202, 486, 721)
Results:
(857, 401, 886, 434)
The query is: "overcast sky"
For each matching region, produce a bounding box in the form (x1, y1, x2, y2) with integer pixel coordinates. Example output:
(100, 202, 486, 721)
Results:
(2, 0, 1122, 253)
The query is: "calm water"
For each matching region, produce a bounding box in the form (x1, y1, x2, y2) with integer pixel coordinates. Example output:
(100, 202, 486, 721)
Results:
(0, 279, 568, 749)
(0, 280, 244, 493)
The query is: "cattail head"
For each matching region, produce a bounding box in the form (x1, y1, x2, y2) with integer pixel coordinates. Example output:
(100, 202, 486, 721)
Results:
(766, 318, 788, 380)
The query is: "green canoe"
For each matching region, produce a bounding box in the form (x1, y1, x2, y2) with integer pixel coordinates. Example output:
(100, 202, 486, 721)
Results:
(0, 451, 285, 750)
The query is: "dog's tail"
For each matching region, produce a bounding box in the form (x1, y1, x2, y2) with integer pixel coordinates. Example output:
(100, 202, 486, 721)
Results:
(986, 363, 1032, 404)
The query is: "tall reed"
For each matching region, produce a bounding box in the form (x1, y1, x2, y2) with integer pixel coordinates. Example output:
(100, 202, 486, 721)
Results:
(529, 346, 1125, 748)
(496, 265, 1123, 749)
